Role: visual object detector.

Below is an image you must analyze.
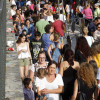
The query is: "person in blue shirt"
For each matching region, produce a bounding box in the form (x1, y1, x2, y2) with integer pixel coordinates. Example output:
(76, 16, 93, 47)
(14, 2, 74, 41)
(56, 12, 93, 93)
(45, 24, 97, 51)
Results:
(22, 19, 34, 40)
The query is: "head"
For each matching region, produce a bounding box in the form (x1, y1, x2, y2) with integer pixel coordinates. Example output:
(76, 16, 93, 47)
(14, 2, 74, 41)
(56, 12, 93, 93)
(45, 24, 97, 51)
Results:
(94, 17, 98, 25)
(64, 49, 74, 66)
(82, 26, 88, 35)
(16, 34, 26, 44)
(76, 36, 90, 59)
(97, 23, 100, 31)
(89, 60, 97, 77)
(34, 31, 41, 41)
(47, 61, 57, 75)
(25, 19, 30, 26)
(53, 14, 59, 20)
(16, 9, 20, 14)
(40, 14, 44, 19)
(38, 51, 46, 64)
(37, 68, 47, 79)
(78, 62, 96, 88)
(21, 23, 25, 29)
(53, 33, 60, 42)
(11, 5, 16, 10)
(22, 30, 27, 35)
(23, 78, 32, 89)
(45, 24, 53, 33)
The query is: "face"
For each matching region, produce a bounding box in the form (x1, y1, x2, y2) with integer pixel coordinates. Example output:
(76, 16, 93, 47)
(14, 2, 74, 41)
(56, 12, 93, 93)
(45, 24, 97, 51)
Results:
(35, 36, 41, 41)
(38, 53, 46, 64)
(28, 81, 32, 89)
(21, 36, 26, 43)
(49, 27, 54, 33)
(97, 25, 100, 31)
(26, 20, 30, 26)
(48, 64, 56, 75)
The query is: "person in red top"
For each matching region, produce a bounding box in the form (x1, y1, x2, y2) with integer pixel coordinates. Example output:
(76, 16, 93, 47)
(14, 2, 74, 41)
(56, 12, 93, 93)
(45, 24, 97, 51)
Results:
(52, 14, 65, 37)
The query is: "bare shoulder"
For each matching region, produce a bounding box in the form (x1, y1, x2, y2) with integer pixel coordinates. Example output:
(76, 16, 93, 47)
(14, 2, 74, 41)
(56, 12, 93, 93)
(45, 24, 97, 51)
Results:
(60, 61, 69, 68)
(74, 61, 80, 69)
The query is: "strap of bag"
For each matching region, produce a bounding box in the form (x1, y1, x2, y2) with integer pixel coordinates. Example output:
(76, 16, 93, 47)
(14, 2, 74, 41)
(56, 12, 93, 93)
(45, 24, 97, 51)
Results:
(51, 42, 59, 56)
(77, 79, 80, 92)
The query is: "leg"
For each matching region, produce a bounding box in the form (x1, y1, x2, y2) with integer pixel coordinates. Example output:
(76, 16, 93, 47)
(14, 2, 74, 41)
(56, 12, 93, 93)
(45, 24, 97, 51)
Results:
(43, 96, 47, 100)
(19, 66, 24, 81)
(24, 65, 29, 78)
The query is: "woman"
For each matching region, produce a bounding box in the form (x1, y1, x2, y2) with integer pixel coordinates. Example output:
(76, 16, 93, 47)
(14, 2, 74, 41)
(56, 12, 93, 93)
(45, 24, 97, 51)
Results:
(29, 51, 48, 82)
(82, 4, 93, 26)
(42, 24, 54, 61)
(59, 49, 79, 100)
(48, 32, 63, 63)
(82, 26, 94, 47)
(71, 62, 97, 100)
(16, 34, 31, 80)
(41, 61, 64, 100)
(75, 36, 90, 64)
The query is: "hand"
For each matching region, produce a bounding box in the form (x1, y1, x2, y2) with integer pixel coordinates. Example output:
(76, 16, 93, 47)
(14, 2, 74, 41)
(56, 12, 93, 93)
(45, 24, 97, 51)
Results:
(41, 88, 49, 95)
(37, 91, 41, 96)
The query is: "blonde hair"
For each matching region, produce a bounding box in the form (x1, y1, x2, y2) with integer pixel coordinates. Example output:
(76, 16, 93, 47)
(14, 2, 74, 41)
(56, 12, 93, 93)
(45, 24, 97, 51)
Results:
(53, 33, 60, 41)
(37, 68, 46, 78)
(82, 26, 88, 35)
(78, 62, 96, 88)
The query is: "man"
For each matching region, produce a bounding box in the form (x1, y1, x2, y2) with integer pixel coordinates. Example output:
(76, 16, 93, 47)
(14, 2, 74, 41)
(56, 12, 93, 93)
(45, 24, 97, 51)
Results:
(52, 14, 65, 37)
(94, 3, 100, 18)
(35, 14, 49, 35)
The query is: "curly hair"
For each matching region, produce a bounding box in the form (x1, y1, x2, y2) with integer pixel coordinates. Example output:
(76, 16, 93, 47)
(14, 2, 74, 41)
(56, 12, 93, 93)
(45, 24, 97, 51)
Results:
(76, 36, 90, 59)
(78, 62, 96, 88)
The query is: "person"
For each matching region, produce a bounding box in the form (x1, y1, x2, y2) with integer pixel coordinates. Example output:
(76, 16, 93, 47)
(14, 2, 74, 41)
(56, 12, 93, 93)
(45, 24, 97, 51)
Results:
(22, 19, 34, 40)
(16, 34, 32, 80)
(93, 23, 100, 41)
(29, 51, 48, 82)
(71, 62, 97, 100)
(40, 61, 64, 100)
(48, 32, 63, 73)
(11, 5, 16, 16)
(35, 68, 48, 100)
(42, 24, 54, 61)
(75, 36, 90, 64)
(82, 26, 94, 47)
(59, 49, 80, 100)
(35, 14, 49, 35)
(23, 78, 35, 100)
(94, 3, 100, 18)
(82, 4, 93, 26)
(59, 10, 66, 23)
(30, 31, 43, 63)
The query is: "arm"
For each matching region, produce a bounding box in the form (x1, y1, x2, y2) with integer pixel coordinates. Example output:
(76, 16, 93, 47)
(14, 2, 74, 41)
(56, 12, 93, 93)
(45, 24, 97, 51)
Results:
(27, 42, 32, 59)
(71, 79, 78, 100)
(16, 44, 22, 55)
(47, 44, 53, 61)
(37, 87, 41, 96)
(58, 62, 64, 76)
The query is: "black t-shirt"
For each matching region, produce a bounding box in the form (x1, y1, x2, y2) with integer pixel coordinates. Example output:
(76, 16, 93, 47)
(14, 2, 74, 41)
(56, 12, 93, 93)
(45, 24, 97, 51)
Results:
(30, 39, 43, 63)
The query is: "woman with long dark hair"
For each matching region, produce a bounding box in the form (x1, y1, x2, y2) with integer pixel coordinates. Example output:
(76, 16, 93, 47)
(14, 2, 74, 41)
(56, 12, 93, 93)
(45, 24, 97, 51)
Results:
(16, 34, 32, 80)
(75, 36, 90, 64)
(59, 49, 80, 100)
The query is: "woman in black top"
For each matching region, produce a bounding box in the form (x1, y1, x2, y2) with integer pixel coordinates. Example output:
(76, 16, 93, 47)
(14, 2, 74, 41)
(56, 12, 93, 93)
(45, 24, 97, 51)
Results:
(71, 62, 97, 100)
(59, 49, 80, 100)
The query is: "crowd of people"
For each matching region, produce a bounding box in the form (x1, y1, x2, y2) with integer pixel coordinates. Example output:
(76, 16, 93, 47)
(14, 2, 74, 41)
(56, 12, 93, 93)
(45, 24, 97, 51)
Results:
(9, 0, 100, 100)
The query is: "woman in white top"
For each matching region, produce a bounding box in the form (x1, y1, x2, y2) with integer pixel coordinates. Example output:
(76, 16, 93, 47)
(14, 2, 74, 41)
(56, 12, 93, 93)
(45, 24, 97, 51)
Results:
(82, 26, 94, 47)
(41, 61, 64, 100)
(29, 51, 48, 82)
(16, 34, 32, 80)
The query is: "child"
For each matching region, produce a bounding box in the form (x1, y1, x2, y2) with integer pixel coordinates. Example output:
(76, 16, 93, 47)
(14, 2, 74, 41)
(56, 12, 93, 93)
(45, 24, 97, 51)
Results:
(30, 31, 43, 63)
(23, 78, 35, 100)
(35, 68, 48, 100)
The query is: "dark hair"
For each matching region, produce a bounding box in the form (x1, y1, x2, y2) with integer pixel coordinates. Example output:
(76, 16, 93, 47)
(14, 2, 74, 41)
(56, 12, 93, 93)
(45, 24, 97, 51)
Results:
(11, 5, 16, 9)
(12, 15, 17, 20)
(23, 78, 31, 88)
(38, 51, 46, 57)
(89, 60, 98, 77)
(75, 36, 90, 59)
(64, 49, 74, 66)
(61, 44, 70, 55)
(40, 14, 44, 19)
(21, 23, 25, 27)
(45, 24, 52, 33)
(34, 31, 41, 37)
(60, 10, 63, 14)
(53, 14, 59, 19)
(16, 34, 26, 44)
(25, 19, 30, 24)
(48, 61, 57, 68)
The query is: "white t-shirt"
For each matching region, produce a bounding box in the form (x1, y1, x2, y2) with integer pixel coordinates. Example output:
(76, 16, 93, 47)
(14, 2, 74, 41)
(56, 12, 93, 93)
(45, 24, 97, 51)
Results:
(85, 36, 94, 47)
(46, 15, 54, 22)
(35, 77, 46, 91)
(11, 9, 16, 16)
(44, 74, 64, 100)
(59, 14, 66, 23)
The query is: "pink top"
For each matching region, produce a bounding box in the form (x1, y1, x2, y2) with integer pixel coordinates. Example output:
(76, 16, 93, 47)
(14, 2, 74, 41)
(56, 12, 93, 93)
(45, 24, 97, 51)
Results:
(30, 4, 34, 11)
(82, 8, 92, 19)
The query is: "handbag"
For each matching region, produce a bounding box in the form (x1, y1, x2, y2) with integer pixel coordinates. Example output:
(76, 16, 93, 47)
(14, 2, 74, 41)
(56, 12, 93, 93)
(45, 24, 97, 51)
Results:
(76, 79, 86, 100)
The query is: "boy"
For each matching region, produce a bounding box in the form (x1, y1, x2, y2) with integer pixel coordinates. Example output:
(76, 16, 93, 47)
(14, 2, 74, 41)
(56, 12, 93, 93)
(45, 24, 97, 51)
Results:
(23, 78, 35, 100)
(30, 31, 43, 63)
